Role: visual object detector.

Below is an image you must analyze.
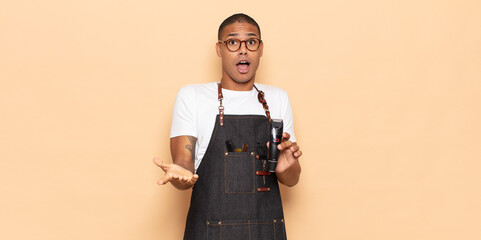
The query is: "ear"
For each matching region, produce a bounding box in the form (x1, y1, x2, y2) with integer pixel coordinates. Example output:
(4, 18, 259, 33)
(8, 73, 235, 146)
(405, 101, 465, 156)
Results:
(258, 42, 264, 57)
(216, 42, 222, 57)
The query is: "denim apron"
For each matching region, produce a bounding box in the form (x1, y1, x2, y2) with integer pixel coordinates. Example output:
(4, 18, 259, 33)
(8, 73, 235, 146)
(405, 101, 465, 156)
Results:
(183, 84, 287, 240)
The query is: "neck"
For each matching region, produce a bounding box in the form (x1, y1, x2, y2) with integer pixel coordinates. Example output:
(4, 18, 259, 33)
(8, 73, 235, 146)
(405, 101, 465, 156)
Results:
(220, 76, 256, 91)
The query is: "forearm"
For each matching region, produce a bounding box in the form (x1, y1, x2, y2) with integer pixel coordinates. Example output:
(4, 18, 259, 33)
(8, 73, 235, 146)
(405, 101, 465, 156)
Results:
(169, 135, 197, 190)
(276, 160, 301, 187)
(173, 158, 195, 174)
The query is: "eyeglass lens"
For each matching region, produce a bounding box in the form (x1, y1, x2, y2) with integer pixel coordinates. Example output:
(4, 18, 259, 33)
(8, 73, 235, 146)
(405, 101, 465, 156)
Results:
(226, 38, 260, 51)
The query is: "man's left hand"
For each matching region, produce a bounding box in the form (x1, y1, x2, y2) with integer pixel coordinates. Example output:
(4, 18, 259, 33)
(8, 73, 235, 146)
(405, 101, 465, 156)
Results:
(275, 132, 302, 174)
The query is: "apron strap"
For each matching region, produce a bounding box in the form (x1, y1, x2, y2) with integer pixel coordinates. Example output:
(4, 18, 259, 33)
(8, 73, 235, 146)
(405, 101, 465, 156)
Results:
(217, 83, 225, 126)
(217, 83, 271, 126)
(253, 84, 272, 122)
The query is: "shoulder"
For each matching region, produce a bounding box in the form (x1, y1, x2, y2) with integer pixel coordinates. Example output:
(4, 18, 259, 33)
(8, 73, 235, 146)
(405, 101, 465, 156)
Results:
(176, 82, 217, 97)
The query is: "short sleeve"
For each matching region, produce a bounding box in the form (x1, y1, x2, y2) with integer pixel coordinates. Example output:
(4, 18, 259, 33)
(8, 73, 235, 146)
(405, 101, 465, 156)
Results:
(170, 86, 197, 138)
(282, 93, 297, 143)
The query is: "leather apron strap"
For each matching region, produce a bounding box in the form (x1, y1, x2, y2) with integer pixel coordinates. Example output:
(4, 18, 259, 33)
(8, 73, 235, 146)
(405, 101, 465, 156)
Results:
(217, 82, 271, 126)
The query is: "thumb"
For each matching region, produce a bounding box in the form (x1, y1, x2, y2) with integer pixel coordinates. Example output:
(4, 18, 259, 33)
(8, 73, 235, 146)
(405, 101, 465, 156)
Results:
(153, 158, 170, 172)
(153, 157, 162, 166)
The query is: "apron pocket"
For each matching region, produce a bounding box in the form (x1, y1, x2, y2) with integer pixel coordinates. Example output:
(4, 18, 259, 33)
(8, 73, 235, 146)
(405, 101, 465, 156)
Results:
(224, 152, 255, 193)
(206, 219, 285, 240)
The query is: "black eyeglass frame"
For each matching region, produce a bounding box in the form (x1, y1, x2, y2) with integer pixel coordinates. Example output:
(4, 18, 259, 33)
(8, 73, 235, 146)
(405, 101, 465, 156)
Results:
(218, 38, 263, 52)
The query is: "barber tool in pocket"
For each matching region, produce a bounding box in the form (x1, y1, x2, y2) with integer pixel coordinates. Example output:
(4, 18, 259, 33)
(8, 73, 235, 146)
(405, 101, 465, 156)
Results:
(226, 140, 249, 152)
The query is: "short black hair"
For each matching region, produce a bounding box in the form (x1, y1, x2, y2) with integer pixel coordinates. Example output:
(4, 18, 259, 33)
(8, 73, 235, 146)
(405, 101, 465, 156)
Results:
(218, 13, 261, 40)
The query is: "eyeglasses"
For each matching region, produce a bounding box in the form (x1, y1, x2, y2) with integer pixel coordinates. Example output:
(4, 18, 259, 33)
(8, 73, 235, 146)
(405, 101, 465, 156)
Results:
(218, 38, 262, 52)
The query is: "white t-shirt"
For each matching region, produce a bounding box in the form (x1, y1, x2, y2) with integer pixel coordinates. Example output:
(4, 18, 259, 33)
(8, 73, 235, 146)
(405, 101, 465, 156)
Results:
(170, 82, 296, 171)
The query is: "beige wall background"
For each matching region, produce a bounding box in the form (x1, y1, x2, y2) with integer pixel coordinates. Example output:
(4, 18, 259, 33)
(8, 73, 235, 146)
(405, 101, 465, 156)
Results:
(1, 0, 480, 239)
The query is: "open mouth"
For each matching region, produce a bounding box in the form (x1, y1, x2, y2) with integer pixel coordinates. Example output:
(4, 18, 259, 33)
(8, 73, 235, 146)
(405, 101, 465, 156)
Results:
(236, 60, 250, 74)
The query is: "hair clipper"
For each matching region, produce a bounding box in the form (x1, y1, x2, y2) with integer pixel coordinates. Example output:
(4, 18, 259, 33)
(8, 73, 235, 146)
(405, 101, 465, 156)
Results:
(267, 119, 283, 172)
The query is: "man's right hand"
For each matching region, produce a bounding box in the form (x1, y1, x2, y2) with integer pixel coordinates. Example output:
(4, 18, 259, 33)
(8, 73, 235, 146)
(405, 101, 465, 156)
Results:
(153, 158, 199, 190)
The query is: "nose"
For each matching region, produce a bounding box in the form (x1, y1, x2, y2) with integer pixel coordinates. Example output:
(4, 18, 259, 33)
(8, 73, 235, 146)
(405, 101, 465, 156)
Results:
(238, 41, 248, 55)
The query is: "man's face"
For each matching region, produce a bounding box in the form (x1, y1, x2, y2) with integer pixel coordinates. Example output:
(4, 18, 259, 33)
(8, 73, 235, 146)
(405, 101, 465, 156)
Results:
(216, 22, 263, 86)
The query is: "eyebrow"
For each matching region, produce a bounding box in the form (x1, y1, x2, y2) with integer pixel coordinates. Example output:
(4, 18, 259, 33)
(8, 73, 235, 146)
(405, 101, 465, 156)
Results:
(226, 33, 258, 37)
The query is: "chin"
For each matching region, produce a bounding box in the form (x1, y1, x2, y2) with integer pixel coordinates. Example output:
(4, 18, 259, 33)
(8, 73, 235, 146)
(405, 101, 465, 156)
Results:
(232, 79, 253, 84)
(232, 75, 255, 84)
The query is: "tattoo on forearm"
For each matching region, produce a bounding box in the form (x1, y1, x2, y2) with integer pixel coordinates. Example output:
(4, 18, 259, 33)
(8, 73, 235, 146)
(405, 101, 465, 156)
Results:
(185, 136, 197, 163)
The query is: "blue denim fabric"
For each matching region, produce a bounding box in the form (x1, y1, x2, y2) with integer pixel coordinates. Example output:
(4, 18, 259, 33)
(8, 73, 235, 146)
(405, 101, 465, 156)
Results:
(184, 115, 287, 240)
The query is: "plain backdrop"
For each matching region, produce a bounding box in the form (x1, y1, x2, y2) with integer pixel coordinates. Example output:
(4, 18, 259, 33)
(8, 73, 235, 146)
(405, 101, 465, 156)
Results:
(1, 0, 480, 239)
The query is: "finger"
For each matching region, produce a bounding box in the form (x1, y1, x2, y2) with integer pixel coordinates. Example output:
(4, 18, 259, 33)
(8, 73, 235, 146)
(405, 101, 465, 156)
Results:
(188, 174, 199, 184)
(278, 140, 292, 150)
(282, 132, 291, 141)
(157, 174, 172, 185)
(171, 174, 181, 181)
(294, 150, 303, 158)
(290, 144, 300, 152)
